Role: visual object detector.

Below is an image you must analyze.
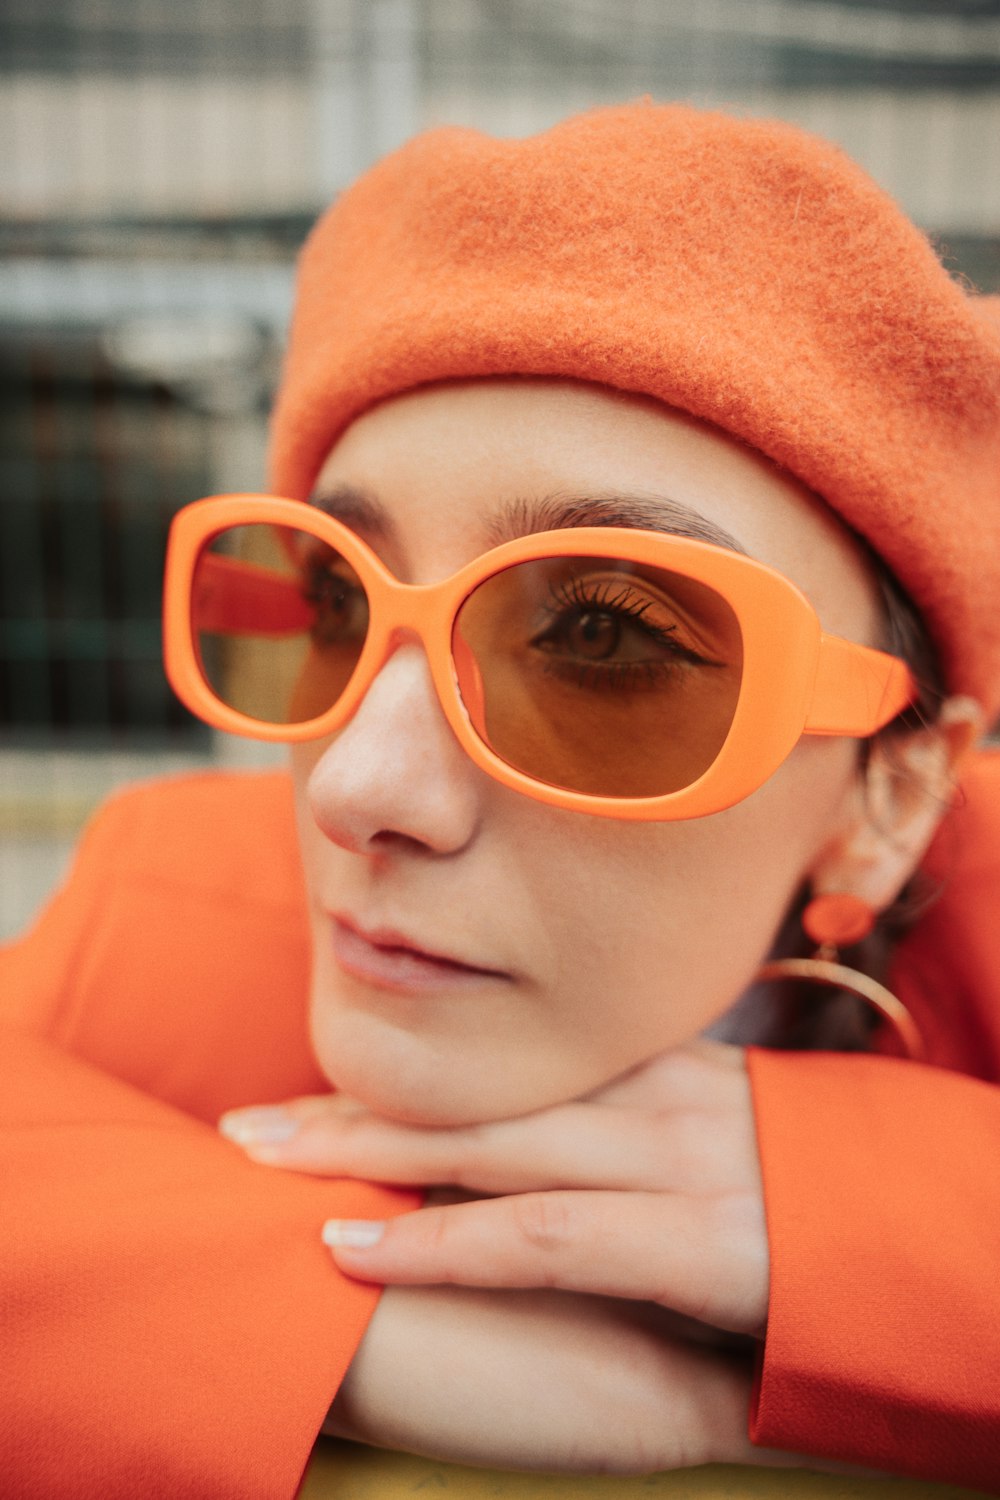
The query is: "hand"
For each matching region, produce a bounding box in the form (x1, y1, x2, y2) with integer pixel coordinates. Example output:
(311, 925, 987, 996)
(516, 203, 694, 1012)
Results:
(220, 1040, 769, 1337)
(322, 1280, 789, 1474)
(221, 1041, 779, 1471)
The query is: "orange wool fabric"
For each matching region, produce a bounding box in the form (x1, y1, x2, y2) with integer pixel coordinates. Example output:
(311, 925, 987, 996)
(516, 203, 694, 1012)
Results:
(0, 773, 419, 1498)
(269, 101, 1000, 715)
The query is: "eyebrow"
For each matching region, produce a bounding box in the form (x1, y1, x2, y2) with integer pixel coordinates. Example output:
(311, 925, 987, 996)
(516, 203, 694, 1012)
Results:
(310, 482, 747, 555)
(486, 492, 748, 554)
(311, 483, 390, 534)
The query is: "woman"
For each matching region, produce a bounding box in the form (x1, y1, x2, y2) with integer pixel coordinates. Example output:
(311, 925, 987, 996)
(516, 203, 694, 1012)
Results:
(3, 102, 999, 1496)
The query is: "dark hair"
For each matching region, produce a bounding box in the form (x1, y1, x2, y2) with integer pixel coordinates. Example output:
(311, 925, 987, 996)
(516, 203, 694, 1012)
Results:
(767, 550, 951, 1052)
(870, 550, 948, 741)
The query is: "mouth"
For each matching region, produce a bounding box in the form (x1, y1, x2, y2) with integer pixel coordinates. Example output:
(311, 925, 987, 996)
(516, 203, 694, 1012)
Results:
(328, 913, 510, 994)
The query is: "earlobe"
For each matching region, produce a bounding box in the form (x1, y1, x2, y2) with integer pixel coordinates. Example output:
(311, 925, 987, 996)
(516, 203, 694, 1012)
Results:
(809, 695, 984, 915)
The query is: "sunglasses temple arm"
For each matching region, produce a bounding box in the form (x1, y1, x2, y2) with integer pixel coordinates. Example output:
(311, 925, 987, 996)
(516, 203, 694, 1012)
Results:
(191, 554, 315, 636)
(804, 634, 917, 737)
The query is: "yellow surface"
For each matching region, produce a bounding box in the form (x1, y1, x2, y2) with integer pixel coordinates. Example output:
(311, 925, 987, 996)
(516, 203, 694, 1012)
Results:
(299, 1441, 988, 1498)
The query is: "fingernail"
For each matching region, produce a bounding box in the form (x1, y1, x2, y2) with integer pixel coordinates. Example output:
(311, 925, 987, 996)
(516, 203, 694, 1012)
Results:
(321, 1219, 386, 1250)
(219, 1106, 301, 1148)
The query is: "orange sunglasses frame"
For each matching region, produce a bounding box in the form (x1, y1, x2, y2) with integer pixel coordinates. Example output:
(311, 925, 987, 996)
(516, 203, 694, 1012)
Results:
(163, 494, 915, 822)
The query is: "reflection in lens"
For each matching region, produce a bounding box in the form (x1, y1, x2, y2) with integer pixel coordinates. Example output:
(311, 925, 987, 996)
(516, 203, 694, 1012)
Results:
(190, 523, 368, 725)
(454, 555, 743, 797)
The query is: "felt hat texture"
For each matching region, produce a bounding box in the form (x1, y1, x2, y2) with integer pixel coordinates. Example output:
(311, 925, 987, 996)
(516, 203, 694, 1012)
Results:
(270, 101, 1000, 713)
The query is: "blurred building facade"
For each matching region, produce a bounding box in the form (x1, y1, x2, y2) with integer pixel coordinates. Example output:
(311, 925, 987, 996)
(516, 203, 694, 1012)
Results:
(1, 0, 998, 932)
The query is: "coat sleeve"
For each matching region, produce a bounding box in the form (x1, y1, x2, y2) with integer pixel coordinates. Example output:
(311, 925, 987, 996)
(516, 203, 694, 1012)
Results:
(0, 772, 417, 1500)
(747, 752, 1000, 1494)
(747, 1048, 1000, 1493)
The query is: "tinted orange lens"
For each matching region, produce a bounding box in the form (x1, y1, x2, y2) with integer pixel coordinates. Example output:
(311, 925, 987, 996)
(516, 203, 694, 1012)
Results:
(454, 555, 744, 797)
(190, 523, 369, 725)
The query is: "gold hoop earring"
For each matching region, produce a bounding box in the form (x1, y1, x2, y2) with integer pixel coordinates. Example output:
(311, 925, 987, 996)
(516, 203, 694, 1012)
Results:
(757, 894, 925, 1062)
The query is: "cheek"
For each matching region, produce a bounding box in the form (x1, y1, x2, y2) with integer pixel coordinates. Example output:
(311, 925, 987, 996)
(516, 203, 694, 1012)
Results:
(292, 734, 861, 1121)
(524, 736, 861, 1062)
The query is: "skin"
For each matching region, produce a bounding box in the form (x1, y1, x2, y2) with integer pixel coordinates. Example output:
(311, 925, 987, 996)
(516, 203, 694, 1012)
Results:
(290, 379, 888, 1125)
(219, 379, 976, 1472)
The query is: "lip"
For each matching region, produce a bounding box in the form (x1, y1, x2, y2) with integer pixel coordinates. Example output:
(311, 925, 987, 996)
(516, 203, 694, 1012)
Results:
(328, 913, 509, 994)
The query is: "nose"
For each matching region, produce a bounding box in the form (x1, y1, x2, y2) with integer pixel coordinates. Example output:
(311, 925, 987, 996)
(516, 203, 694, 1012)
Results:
(303, 644, 484, 856)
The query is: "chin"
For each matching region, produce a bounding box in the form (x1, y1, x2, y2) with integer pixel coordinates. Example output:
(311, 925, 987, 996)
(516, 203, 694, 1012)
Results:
(307, 1006, 512, 1126)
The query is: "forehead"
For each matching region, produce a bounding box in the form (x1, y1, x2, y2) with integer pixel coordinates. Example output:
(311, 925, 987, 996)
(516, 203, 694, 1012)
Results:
(312, 378, 881, 643)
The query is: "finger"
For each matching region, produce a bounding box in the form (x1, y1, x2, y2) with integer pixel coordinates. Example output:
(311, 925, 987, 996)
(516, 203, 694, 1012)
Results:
(220, 1095, 751, 1196)
(218, 1094, 346, 1151)
(322, 1187, 770, 1335)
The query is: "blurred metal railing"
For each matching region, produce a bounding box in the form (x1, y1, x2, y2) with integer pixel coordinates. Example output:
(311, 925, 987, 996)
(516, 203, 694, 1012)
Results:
(1, 0, 998, 936)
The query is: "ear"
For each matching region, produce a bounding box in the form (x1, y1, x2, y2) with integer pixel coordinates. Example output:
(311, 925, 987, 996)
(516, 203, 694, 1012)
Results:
(809, 696, 984, 912)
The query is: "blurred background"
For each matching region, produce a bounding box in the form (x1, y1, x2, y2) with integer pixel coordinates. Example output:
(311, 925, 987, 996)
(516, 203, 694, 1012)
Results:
(2, 0, 999, 937)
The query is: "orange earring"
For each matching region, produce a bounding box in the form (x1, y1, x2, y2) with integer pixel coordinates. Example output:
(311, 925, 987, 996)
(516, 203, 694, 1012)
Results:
(758, 893, 925, 1061)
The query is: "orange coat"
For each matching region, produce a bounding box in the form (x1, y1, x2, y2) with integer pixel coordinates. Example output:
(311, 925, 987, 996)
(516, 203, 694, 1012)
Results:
(2, 759, 999, 1496)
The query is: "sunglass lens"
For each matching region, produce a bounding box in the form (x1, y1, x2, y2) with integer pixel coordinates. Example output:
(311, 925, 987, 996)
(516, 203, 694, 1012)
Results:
(190, 523, 369, 726)
(454, 555, 743, 797)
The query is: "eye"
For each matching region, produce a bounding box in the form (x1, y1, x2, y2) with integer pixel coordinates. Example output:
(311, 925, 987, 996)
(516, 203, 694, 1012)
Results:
(531, 572, 718, 687)
(299, 548, 369, 647)
(550, 595, 651, 662)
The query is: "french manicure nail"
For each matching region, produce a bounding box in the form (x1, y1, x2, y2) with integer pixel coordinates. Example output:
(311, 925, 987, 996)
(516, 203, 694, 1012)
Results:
(321, 1219, 386, 1249)
(219, 1106, 301, 1148)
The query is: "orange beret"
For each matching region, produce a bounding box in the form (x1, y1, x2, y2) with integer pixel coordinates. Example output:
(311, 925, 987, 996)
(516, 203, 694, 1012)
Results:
(269, 101, 1000, 713)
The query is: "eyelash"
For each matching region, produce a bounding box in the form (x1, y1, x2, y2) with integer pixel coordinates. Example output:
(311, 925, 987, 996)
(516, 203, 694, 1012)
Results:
(299, 558, 368, 639)
(538, 575, 707, 690)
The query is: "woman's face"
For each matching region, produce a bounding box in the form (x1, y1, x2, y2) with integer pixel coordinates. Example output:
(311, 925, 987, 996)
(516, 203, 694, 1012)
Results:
(291, 379, 883, 1125)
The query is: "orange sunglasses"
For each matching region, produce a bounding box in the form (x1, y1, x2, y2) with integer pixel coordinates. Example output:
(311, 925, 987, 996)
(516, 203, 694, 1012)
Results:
(163, 494, 915, 821)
